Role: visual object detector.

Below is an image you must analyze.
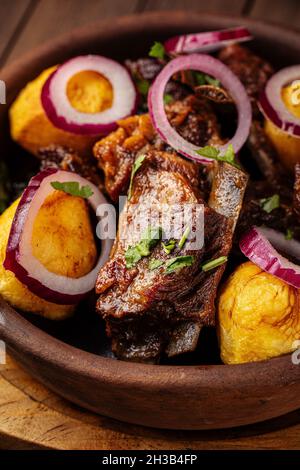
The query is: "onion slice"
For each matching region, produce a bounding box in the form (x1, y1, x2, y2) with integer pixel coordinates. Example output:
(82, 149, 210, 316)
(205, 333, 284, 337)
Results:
(259, 65, 300, 137)
(148, 54, 252, 163)
(240, 226, 300, 289)
(4, 169, 113, 304)
(41, 55, 137, 136)
(164, 27, 252, 55)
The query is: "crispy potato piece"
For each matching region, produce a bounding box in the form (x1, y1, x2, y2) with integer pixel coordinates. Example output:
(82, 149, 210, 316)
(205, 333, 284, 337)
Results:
(218, 261, 300, 364)
(9, 67, 104, 157)
(0, 192, 97, 320)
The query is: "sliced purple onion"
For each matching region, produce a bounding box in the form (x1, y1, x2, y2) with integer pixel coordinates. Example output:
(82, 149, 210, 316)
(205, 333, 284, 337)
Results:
(41, 55, 137, 136)
(164, 27, 252, 55)
(4, 169, 113, 304)
(148, 54, 252, 163)
(240, 226, 300, 289)
(259, 65, 300, 137)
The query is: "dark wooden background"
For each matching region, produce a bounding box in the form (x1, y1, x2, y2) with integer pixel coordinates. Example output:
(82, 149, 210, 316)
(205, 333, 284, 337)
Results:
(1, 0, 300, 451)
(0, 0, 300, 69)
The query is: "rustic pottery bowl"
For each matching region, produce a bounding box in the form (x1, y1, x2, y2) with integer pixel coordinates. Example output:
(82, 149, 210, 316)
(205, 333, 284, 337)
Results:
(0, 11, 300, 430)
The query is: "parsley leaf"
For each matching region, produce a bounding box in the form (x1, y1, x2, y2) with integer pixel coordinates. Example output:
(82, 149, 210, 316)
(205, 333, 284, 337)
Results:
(196, 144, 240, 169)
(149, 259, 164, 270)
(51, 181, 94, 199)
(149, 41, 165, 60)
(163, 93, 173, 105)
(125, 226, 162, 269)
(259, 194, 280, 214)
(165, 255, 195, 274)
(201, 256, 228, 272)
(285, 228, 294, 240)
(128, 154, 147, 200)
(137, 79, 150, 96)
(178, 227, 190, 249)
(194, 72, 220, 87)
(162, 239, 176, 255)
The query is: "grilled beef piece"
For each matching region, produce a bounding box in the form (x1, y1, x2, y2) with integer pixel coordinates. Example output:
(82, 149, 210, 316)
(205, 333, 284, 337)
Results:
(218, 44, 273, 117)
(39, 145, 103, 189)
(96, 151, 247, 362)
(93, 95, 224, 201)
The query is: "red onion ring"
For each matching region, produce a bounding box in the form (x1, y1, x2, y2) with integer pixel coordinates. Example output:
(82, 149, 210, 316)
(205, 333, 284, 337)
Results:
(148, 54, 252, 163)
(240, 226, 300, 289)
(4, 169, 113, 304)
(164, 27, 252, 55)
(259, 65, 300, 137)
(41, 55, 137, 136)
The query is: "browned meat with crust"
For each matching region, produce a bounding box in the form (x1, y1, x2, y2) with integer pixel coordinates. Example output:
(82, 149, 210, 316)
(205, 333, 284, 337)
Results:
(96, 151, 247, 362)
(218, 44, 273, 116)
(93, 95, 225, 201)
(39, 145, 103, 189)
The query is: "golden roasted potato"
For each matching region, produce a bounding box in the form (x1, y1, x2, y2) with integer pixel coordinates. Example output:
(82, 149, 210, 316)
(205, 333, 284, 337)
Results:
(0, 191, 97, 319)
(9, 67, 113, 157)
(218, 261, 300, 364)
(264, 82, 300, 172)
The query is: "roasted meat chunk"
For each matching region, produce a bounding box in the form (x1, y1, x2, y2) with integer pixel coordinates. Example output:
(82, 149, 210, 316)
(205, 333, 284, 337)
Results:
(96, 151, 247, 362)
(93, 95, 225, 201)
(218, 44, 273, 116)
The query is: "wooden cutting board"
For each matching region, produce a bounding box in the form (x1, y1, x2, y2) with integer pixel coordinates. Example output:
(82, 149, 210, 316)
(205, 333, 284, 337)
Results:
(1, 355, 300, 450)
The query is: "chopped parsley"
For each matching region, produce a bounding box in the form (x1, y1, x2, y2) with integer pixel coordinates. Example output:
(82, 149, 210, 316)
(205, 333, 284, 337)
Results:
(50, 181, 94, 199)
(178, 227, 190, 250)
(125, 226, 162, 269)
(149, 41, 165, 60)
(201, 256, 228, 272)
(137, 79, 150, 96)
(149, 259, 164, 270)
(165, 255, 195, 274)
(128, 154, 147, 200)
(259, 194, 280, 214)
(163, 93, 173, 104)
(162, 239, 176, 255)
(196, 144, 240, 169)
(285, 228, 294, 240)
(194, 71, 221, 87)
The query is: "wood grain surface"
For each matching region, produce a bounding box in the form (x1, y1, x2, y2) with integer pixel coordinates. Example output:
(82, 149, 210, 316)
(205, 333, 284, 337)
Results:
(0, 0, 300, 451)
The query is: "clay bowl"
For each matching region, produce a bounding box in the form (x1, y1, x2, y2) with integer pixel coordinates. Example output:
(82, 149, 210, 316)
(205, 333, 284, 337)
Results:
(0, 11, 300, 430)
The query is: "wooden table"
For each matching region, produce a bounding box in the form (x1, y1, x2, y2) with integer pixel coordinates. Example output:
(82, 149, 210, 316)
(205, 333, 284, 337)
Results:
(0, 0, 300, 450)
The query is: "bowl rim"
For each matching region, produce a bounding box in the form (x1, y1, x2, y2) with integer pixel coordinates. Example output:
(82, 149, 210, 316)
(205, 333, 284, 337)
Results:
(1, 10, 300, 395)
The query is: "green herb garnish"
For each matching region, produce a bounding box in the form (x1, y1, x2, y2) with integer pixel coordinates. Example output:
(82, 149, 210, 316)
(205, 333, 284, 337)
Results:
(149, 259, 164, 270)
(285, 228, 294, 240)
(128, 154, 147, 200)
(194, 72, 220, 87)
(259, 194, 280, 214)
(196, 144, 240, 169)
(162, 239, 176, 255)
(165, 255, 195, 274)
(178, 227, 190, 250)
(163, 93, 173, 105)
(149, 41, 165, 60)
(51, 181, 94, 198)
(125, 226, 162, 269)
(201, 256, 228, 272)
(137, 79, 150, 96)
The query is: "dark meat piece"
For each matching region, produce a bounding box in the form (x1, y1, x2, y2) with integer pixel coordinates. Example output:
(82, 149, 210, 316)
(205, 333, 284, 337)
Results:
(294, 164, 300, 218)
(125, 57, 163, 82)
(93, 95, 224, 201)
(96, 151, 247, 362)
(39, 145, 103, 189)
(218, 44, 273, 117)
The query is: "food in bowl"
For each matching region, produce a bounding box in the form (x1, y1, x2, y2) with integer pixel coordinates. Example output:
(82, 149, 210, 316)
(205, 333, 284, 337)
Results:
(2, 26, 299, 365)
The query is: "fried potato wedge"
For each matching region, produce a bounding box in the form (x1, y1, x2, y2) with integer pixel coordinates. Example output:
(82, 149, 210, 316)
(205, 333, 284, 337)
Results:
(0, 191, 97, 319)
(218, 261, 300, 364)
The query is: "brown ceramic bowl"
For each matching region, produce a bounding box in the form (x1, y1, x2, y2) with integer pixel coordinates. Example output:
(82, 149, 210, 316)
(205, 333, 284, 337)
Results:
(0, 11, 300, 430)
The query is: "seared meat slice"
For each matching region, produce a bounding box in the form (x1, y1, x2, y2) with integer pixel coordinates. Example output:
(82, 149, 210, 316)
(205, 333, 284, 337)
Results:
(39, 145, 103, 189)
(93, 95, 224, 201)
(96, 151, 247, 362)
(218, 44, 273, 117)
